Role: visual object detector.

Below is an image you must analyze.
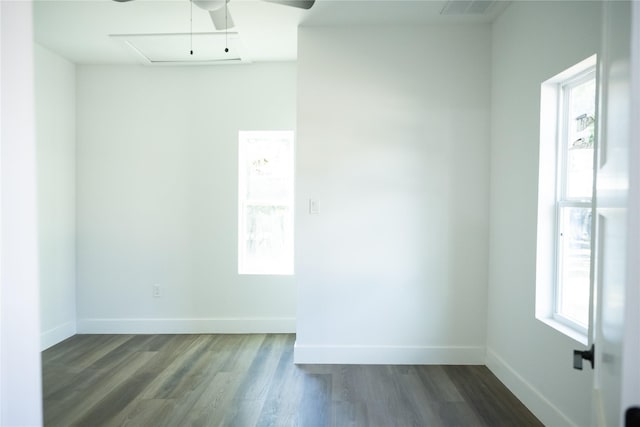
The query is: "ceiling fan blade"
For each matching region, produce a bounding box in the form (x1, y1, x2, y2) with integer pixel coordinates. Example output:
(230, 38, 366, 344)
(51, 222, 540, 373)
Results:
(112, 0, 135, 2)
(262, 0, 315, 10)
(209, 7, 235, 30)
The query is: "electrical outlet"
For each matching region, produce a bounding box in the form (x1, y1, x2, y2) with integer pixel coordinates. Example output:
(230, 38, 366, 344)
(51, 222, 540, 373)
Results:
(152, 284, 161, 298)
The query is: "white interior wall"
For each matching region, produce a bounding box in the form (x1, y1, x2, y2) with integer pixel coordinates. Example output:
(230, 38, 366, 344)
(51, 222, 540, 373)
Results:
(35, 44, 77, 350)
(75, 63, 297, 333)
(295, 25, 491, 364)
(1, 1, 43, 424)
(487, 2, 601, 425)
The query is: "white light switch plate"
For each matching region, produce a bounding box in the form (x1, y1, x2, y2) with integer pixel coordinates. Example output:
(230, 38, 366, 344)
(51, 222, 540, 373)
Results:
(309, 199, 319, 215)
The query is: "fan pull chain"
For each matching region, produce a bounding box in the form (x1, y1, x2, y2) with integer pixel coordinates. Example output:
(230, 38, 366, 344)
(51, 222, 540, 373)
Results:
(224, 1, 229, 53)
(190, 0, 193, 55)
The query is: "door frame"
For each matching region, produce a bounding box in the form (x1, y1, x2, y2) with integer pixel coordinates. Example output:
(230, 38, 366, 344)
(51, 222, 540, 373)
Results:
(621, 0, 640, 415)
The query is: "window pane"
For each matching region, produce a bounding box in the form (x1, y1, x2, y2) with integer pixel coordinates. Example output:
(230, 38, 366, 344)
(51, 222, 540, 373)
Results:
(565, 78, 596, 199)
(244, 136, 293, 201)
(242, 205, 293, 274)
(557, 206, 592, 327)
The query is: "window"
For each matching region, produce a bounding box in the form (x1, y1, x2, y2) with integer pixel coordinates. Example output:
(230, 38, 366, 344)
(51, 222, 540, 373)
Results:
(555, 71, 596, 332)
(536, 55, 597, 340)
(238, 131, 294, 275)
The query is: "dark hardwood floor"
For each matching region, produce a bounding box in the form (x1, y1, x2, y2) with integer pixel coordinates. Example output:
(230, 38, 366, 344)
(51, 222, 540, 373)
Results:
(42, 334, 542, 427)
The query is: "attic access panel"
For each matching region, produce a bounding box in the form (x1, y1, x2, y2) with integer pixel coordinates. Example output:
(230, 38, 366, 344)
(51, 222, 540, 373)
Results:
(111, 32, 247, 64)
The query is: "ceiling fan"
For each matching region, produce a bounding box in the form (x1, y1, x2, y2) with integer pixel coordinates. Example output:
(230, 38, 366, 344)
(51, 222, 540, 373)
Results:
(113, 0, 315, 31)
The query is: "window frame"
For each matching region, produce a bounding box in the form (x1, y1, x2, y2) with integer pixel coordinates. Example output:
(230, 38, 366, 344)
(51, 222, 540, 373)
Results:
(535, 55, 598, 344)
(552, 68, 596, 335)
(237, 130, 295, 276)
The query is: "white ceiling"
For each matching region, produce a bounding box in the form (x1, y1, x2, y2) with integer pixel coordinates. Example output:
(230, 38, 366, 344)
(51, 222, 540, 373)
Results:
(34, 0, 510, 65)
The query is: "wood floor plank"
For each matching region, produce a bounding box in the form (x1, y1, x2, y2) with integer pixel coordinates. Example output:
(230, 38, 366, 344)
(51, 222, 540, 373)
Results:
(437, 401, 486, 426)
(235, 334, 287, 401)
(330, 400, 368, 427)
(218, 334, 266, 373)
(141, 335, 211, 399)
(444, 365, 543, 427)
(72, 368, 158, 426)
(45, 350, 157, 427)
(391, 367, 443, 425)
(416, 365, 465, 403)
(182, 371, 245, 427)
(49, 335, 134, 373)
(255, 338, 305, 427)
(299, 373, 332, 427)
(42, 334, 543, 427)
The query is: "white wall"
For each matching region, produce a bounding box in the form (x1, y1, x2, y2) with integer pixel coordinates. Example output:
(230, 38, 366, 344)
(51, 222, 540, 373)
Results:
(76, 63, 297, 333)
(35, 44, 77, 350)
(1, 1, 44, 424)
(295, 25, 491, 364)
(487, 2, 601, 425)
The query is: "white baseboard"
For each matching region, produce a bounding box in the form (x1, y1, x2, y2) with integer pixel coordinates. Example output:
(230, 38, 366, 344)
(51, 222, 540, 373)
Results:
(486, 347, 575, 427)
(41, 321, 76, 350)
(76, 317, 296, 334)
(294, 342, 485, 365)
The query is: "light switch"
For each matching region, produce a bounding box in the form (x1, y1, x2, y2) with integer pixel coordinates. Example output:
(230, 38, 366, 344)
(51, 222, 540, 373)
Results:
(309, 199, 319, 215)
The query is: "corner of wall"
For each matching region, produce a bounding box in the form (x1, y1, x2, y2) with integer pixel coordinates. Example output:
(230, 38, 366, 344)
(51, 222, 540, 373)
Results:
(41, 321, 76, 351)
(35, 41, 78, 351)
(486, 348, 576, 427)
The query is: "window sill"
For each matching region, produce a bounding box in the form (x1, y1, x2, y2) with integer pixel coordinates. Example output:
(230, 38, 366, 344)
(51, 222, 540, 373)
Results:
(537, 316, 589, 346)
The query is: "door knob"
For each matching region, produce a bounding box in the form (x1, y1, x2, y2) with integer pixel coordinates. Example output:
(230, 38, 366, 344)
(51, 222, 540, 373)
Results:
(626, 407, 640, 427)
(573, 344, 595, 370)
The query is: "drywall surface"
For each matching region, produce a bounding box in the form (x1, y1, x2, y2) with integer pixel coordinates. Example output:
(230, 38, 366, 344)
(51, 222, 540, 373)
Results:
(487, 2, 601, 425)
(76, 63, 296, 332)
(35, 44, 77, 349)
(295, 25, 491, 364)
(1, 1, 44, 424)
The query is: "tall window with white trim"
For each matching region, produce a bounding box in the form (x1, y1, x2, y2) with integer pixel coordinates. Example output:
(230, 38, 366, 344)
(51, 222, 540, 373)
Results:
(536, 55, 597, 340)
(238, 131, 294, 275)
(554, 70, 596, 332)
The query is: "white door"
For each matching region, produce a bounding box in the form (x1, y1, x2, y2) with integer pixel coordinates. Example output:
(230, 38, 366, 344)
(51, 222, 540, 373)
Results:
(591, 1, 640, 426)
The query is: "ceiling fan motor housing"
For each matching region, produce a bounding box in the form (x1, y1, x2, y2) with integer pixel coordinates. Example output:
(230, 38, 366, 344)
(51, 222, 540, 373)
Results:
(193, 0, 228, 12)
